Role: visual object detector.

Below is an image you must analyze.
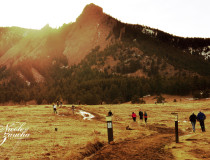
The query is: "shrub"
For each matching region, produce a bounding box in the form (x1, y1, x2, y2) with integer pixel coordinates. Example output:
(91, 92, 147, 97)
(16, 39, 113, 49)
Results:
(140, 98, 146, 104)
(131, 95, 140, 104)
(131, 96, 145, 104)
(156, 95, 165, 103)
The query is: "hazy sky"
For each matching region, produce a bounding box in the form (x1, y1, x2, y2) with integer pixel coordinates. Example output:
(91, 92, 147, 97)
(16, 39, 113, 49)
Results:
(0, 0, 209, 38)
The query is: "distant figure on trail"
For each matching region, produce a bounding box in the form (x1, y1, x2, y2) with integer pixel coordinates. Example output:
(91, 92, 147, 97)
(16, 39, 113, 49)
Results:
(60, 101, 63, 107)
(139, 110, 143, 120)
(144, 111, 148, 124)
(108, 110, 113, 116)
(132, 112, 136, 122)
(189, 112, 197, 132)
(53, 103, 57, 114)
(197, 111, 206, 132)
(57, 101, 60, 107)
(72, 105, 75, 114)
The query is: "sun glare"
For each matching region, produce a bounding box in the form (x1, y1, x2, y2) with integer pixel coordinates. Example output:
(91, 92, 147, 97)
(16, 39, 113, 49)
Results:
(0, 0, 209, 37)
(0, 0, 89, 29)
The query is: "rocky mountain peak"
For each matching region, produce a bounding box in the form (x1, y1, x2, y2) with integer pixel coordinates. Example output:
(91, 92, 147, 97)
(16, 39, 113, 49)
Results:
(82, 3, 103, 17)
(76, 3, 103, 23)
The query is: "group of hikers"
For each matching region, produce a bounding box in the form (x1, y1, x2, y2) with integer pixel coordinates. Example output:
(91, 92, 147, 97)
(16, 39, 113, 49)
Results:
(189, 111, 206, 132)
(132, 111, 147, 123)
(53, 101, 63, 114)
(108, 110, 148, 123)
(53, 101, 76, 115)
(108, 109, 207, 133)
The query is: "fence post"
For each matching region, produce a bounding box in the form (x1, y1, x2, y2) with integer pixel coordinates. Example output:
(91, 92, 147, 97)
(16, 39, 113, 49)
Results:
(106, 116, 113, 143)
(171, 112, 179, 143)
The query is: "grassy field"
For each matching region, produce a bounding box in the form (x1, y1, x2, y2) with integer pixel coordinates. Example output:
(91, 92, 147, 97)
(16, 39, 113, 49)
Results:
(0, 96, 209, 160)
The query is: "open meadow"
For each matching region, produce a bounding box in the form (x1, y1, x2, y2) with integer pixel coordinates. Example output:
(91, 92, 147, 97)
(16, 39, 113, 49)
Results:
(0, 95, 210, 160)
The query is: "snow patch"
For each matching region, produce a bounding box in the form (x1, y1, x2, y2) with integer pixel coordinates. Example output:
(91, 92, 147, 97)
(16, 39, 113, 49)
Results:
(60, 65, 69, 69)
(78, 110, 95, 120)
(188, 47, 193, 54)
(201, 46, 210, 60)
(188, 46, 210, 60)
(142, 28, 157, 36)
(184, 97, 210, 100)
(143, 94, 151, 98)
(31, 68, 45, 83)
(17, 71, 30, 86)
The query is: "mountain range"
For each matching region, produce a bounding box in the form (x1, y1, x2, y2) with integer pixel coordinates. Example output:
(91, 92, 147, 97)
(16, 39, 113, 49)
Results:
(0, 3, 209, 104)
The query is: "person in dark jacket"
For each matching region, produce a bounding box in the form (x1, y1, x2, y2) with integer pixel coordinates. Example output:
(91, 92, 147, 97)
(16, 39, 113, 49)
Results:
(72, 105, 75, 115)
(57, 101, 60, 107)
(132, 112, 136, 122)
(197, 111, 206, 132)
(189, 113, 197, 132)
(108, 110, 113, 116)
(139, 110, 143, 120)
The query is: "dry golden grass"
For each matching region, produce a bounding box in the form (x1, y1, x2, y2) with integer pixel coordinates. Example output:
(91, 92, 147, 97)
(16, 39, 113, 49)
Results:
(0, 96, 209, 159)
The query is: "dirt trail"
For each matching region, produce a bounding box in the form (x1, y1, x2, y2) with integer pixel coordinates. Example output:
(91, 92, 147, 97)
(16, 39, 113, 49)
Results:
(87, 133, 174, 160)
(82, 124, 178, 160)
(84, 122, 210, 160)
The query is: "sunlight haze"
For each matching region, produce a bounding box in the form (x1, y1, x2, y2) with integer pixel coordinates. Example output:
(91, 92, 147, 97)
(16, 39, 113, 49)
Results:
(0, 0, 210, 37)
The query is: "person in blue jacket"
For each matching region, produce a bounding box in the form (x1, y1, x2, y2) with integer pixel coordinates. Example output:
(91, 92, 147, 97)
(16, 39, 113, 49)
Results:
(197, 111, 206, 132)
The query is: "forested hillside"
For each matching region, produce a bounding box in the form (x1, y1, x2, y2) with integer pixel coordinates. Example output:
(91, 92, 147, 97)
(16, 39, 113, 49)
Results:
(0, 50, 209, 105)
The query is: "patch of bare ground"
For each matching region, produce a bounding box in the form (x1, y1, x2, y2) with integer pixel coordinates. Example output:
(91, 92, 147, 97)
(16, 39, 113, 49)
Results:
(83, 124, 185, 160)
(147, 123, 185, 136)
(64, 124, 177, 160)
(86, 134, 174, 160)
(190, 149, 210, 159)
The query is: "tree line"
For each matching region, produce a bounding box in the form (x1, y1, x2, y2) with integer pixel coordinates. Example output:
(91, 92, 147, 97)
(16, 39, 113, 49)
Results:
(0, 63, 209, 105)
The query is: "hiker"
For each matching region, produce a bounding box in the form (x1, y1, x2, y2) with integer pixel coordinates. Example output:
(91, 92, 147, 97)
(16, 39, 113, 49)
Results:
(57, 101, 60, 107)
(189, 112, 197, 132)
(108, 110, 113, 116)
(144, 111, 148, 123)
(132, 112, 136, 122)
(60, 101, 63, 107)
(72, 105, 75, 114)
(139, 110, 143, 120)
(197, 111, 206, 132)
(53, 103, 57, 114)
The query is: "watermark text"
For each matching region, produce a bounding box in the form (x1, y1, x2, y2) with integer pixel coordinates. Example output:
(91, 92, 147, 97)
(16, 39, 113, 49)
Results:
(0, 122, 30, 146)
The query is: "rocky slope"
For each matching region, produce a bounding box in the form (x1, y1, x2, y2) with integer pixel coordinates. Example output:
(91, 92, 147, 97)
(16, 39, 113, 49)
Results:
(0, 3, 210, 83)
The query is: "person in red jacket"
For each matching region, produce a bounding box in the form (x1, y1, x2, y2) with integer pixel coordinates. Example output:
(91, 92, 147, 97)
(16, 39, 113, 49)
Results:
(132, 112, 136, 122)
(144, 111, 148, 124)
